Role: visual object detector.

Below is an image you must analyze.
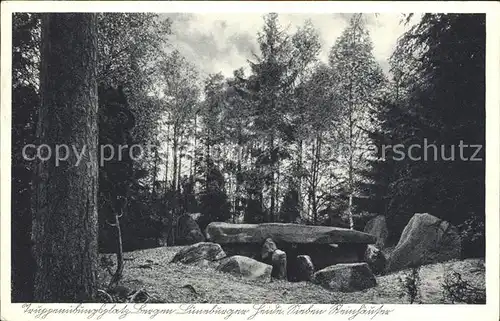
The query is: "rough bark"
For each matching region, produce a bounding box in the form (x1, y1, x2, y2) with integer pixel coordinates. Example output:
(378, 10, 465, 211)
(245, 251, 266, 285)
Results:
(33, 13, 99, 302)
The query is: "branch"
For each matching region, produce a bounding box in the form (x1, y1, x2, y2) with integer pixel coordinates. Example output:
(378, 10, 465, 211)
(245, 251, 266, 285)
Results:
(97, 289, 114, 303)
(127, 288, 150, 303)
(106, 220, 118, 227)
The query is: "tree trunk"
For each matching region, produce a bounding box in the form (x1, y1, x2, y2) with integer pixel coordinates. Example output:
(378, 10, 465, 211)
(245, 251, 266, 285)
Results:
(191, 115, 197, 178)
(172, 126, 178, 192)
(164, 123, 170, 197)
(269, 133, 276, 222)
(151, 148, 158, 198)
(235, 127, 243, 222)
(348, 82, 355, 230)
(307, 139, 315, 222)
(297, 139, 303, 219)
(312, 134, 322, 224)
(33, 13, 98, 302)
(276, 158, 281, 221)
(205, 133, 211, 192)
(178, 150, 182, 193)
(347, 18, 358, 230)
(107, 202, 124, 290)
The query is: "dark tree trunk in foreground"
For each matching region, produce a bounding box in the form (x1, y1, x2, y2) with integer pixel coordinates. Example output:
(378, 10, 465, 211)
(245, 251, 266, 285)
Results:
(33, 13, 99, 302)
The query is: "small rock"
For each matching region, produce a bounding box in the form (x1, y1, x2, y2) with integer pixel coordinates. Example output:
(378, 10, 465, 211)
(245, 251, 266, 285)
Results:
(217, 255, 272, 281)
(261, 238, 277, 263)
(271, 250, 287, 279)
(171, 242, 226, 265)
(296, 255, 315, 281)
(364, 244, 387, 275)
(312, 263, 377, 292)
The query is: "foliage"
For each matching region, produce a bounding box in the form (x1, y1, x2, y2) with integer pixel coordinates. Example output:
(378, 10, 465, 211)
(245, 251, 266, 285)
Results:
(196, 158, 231, 230)
(442, 270, 486, 304)
(97, 13, 172, 197)
(238, 13, 322, 223)
(360, 14, 485, 244)
(98, 86, 140, 252)
(457, 215, 485, 258)
(11, 13, 41, 302)
(278, 186, 301, 223)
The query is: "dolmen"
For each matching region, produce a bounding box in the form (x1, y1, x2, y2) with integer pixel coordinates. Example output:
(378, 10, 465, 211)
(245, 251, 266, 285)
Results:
(205, 222, 376, 281)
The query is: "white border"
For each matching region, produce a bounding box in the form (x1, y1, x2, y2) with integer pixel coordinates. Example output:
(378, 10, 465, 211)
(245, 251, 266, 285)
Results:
(1, 2, 499, 321)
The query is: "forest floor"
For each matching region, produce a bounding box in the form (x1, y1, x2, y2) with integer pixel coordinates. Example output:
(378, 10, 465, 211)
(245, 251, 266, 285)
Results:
(98, 246, 485, 304)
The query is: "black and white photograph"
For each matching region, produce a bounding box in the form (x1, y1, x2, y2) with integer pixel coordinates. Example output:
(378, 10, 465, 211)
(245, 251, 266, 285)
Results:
(2, 1, 499, 320)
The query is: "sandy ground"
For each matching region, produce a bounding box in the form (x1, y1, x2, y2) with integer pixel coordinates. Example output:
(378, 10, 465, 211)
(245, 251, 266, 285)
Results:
(98, 246, 485, 304)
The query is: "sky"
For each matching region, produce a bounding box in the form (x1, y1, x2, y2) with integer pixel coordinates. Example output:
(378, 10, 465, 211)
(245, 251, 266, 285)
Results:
(163, 13, 415, 79)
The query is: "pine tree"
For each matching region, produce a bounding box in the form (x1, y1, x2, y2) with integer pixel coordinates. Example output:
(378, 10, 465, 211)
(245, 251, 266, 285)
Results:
(363, 14, 485, 248)
(247, 13, 321, 223)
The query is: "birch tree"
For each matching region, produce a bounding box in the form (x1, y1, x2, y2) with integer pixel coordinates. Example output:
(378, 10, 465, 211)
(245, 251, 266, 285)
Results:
(328, 14, 385, 229)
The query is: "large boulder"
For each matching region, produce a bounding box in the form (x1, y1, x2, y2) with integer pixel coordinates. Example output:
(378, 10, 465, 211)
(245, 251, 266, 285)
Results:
(312, 263, 376, 292)
(294, 255, 315, 281)
(364, 244, 386, 275)
(206, 222, 376, 244)
(261, 238, 277, 263)
(176, 214, 205, 245)
(387, 213, 461, 272)
(216, 255, 272, 281)
(271, 250, 287, 280)
(171, 242, 226, 265)
(363, 215, 389, 248)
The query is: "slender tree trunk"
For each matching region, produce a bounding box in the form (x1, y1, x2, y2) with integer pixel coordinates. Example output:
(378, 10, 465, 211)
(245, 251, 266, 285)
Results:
(107, 198, 125, 290)
(178, 150, 182, 193)
(276, 157, 281, 221)
(205, 132, 211, 192)
(172, 126, 178, 192)
(269, 133, 276, 222)
(191, 115, 197, 178)
(151, 148, 158, 198)
(236, 154, 241, 216)
(174, 134, 183, 243)
(33, 13, 98, 302)
(346, 17, 359, 230)
(348, 82, 355, 230)
(235, 126, 243, 222)
(164, 124, 170, 195)
(311, 162, 316, 224)
(297, 139, 303, 218)
(312, 134, 322, 225)
(307, 139, 315, 222)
